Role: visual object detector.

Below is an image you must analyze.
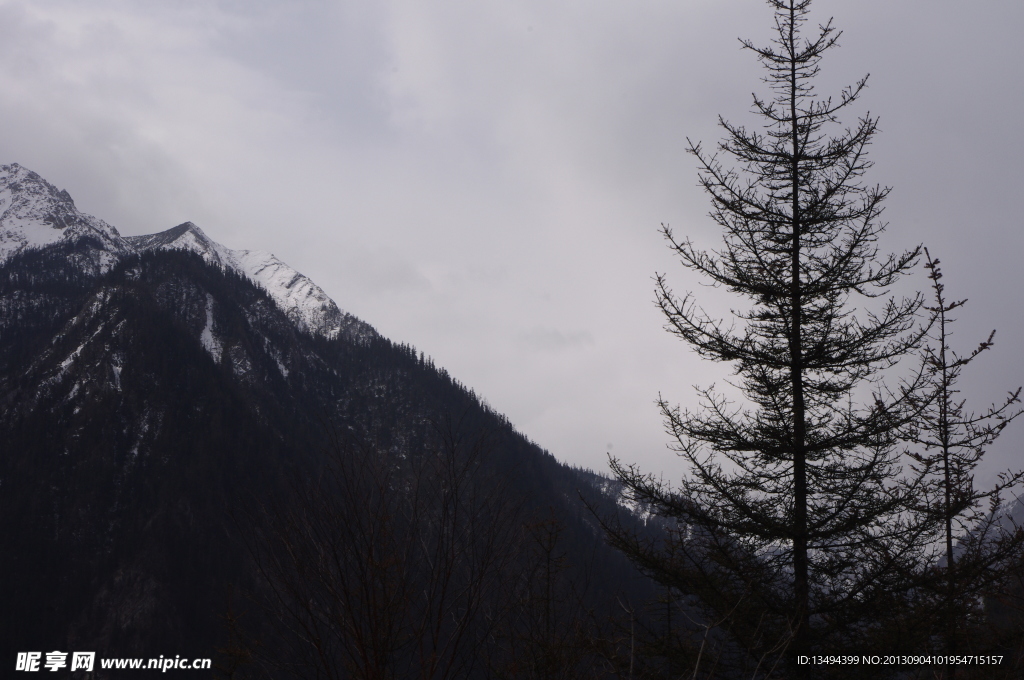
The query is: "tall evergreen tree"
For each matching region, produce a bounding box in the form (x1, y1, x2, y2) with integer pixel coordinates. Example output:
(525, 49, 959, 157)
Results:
(607, 0, 929, 675)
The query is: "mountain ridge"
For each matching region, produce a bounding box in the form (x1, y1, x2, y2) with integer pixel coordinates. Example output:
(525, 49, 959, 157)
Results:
(0, 163, 373, 342)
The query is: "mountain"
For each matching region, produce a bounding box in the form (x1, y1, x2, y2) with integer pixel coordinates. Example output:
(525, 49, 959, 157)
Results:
(0, 163, 130, 274)
(124, 221, 374, 342)
(0, 163, 372, 342)
(0, 164, 649, 677)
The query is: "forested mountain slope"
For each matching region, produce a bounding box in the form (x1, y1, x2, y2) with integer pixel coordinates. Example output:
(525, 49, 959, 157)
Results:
(0, 167, 651, 677)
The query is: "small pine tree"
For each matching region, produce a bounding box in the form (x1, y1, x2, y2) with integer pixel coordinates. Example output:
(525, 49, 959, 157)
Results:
(908, 250, 1024, 675)
(607, 0, 932, 675)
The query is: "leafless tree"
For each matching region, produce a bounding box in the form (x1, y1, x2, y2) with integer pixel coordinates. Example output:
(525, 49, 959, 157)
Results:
(488, 515, 608, 679)
(239, 416, 522, 680)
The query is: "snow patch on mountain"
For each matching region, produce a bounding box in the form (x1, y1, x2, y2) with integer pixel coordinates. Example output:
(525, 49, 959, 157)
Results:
(199, 293, 223, 362)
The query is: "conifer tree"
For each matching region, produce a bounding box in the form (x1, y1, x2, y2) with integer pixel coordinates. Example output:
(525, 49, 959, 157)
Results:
(607, 0, 930, 675)
(910, 251, 1023, 674)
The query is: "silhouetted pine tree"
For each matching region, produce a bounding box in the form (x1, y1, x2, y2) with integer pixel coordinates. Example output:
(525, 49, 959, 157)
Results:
(908, 250, 1024, 677)
(607, 1, 931, 676)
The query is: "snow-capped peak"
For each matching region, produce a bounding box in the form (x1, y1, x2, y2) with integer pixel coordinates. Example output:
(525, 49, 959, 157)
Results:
(0, 163, 127, 268)
(0, 164, 375, 343)
(125, 221, 224, 265)
(126, 221, 375, 341)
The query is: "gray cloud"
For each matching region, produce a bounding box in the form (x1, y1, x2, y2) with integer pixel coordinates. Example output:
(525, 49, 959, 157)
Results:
(516, 328, 594, 352)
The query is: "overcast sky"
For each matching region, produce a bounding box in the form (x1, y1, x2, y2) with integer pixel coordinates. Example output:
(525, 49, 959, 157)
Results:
(2, 0, 1022, 486)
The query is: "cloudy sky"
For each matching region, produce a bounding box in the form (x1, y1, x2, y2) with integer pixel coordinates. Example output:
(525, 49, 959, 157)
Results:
(2, 0, 1022, 484)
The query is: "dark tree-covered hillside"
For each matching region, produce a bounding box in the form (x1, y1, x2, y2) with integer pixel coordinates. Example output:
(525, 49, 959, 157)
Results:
(0, 245, 653, 678)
